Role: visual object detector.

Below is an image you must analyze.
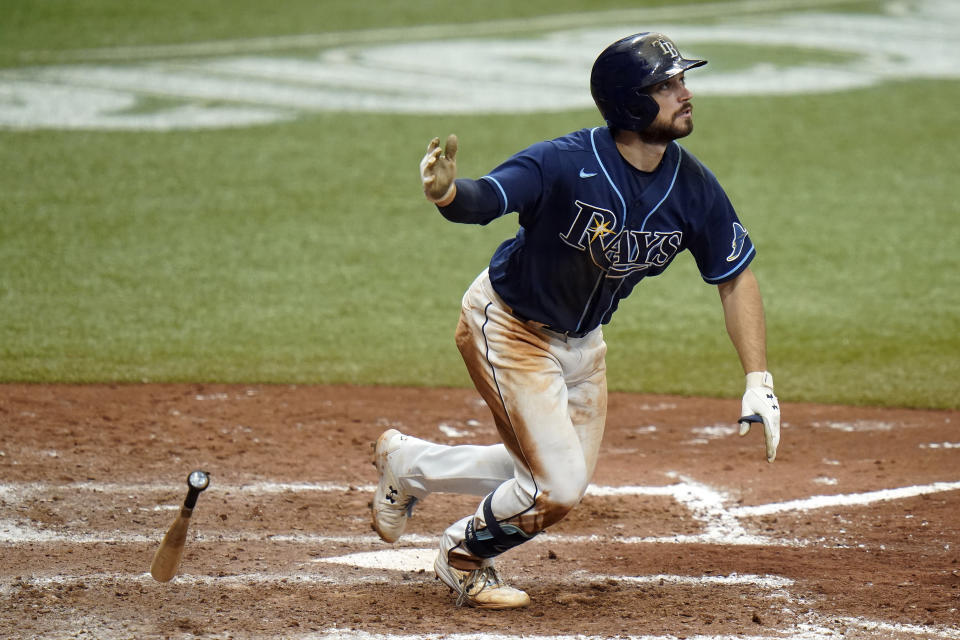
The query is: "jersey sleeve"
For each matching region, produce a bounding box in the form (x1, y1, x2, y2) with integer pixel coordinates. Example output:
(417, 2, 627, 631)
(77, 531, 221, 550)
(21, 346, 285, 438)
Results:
(437, 178, 503, 225)
(479, 141, 553, 223)
(687, 173, 756, 284)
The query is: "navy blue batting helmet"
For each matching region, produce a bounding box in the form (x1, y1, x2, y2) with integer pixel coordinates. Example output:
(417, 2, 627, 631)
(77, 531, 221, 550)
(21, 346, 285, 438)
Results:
(590, 32, 707, 131)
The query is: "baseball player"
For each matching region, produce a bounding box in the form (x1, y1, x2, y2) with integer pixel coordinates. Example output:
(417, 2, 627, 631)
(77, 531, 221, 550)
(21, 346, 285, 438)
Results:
(372, 32, 781, 609)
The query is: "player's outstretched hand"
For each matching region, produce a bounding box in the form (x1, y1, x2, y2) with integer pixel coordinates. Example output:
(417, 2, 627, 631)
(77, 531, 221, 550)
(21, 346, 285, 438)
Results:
(420, 134, 458, 206)
(739, 371, 781, 463)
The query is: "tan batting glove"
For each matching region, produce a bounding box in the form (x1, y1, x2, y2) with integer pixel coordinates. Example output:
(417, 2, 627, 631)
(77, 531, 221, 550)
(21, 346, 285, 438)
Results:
(739, 371, 781, 463)
(419, 134, 458, 206)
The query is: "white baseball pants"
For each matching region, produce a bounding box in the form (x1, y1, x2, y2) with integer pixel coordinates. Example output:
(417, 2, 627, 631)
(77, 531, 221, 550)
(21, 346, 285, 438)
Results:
(392, 269, 607, 570)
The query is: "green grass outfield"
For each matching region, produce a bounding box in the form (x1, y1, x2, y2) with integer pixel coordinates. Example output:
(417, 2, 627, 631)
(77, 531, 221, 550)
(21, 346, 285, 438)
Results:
(2, 0, 958, 409)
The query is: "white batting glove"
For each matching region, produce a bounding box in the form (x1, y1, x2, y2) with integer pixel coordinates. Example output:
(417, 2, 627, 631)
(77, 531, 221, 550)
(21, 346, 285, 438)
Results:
(419, 134, 458, 205)
(739, 371, 781, 463)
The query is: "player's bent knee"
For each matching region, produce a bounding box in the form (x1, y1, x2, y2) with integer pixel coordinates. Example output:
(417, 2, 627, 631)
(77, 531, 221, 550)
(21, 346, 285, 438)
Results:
(536, 475, 590, 530)
(537, 492, 584, 530)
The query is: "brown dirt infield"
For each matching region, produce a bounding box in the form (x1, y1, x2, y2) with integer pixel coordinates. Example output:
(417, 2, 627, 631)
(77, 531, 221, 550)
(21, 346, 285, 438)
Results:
(1, 383, 958, 639)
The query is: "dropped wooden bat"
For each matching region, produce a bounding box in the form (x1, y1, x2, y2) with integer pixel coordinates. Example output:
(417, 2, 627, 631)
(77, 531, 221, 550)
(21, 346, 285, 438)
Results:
(150, 470, 210, 582)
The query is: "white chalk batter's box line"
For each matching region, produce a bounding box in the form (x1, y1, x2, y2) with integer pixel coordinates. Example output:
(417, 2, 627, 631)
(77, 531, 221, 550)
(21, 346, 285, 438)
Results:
(0, 569, 795, 591)
(7, 628, 960, 640)
(3, 570, 959, 639)
(2, 566, 959, 640)
(2, 499, 958, 639)
(235, 620, 960, 640)
(229, 624, 960, 640)
(1, 477, 958, 547)
(211, 621, 960, 640)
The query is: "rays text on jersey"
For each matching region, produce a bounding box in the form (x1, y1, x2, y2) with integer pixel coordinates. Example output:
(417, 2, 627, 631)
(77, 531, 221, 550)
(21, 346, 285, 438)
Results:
(560, 200, 683, 278)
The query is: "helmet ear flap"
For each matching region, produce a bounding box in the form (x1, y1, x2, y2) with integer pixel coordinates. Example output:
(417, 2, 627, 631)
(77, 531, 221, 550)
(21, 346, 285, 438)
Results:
(592, 84, 659, 132)
(623, 91, 659, 131)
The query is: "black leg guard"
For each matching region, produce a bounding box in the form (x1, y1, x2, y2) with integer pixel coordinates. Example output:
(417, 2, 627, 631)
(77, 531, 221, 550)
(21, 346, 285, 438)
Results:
(463, 492, 536, 559)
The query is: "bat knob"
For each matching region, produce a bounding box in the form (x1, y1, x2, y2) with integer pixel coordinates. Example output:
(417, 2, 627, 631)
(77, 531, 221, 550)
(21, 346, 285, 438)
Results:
(187, 470, 210, 491)
(184, 470, 210, 509)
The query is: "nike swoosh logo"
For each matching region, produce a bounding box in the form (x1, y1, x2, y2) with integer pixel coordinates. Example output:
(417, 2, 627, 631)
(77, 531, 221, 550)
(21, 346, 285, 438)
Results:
(579, 169, 598, 179)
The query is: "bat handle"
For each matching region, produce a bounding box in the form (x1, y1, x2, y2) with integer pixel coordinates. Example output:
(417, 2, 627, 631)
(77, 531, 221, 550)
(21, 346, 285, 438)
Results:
(184, 488, 202, 509)
(738, 413, 763, 424)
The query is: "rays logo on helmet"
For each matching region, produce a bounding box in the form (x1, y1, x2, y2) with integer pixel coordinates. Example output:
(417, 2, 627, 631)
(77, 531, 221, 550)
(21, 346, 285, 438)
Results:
(653, 38, 680, 59)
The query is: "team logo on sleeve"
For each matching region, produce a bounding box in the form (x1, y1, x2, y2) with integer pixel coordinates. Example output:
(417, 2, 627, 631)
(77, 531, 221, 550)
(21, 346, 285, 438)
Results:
(560, 200, 682, 277)
(726, 222, 749, 262)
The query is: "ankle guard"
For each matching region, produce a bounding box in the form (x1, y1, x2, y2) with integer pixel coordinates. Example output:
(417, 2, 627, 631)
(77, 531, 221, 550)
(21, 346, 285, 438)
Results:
(463, 492, 536, 559)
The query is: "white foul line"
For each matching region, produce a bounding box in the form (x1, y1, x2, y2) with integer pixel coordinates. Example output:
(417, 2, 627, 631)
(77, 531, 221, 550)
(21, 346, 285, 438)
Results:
(730, 481, 960, 518)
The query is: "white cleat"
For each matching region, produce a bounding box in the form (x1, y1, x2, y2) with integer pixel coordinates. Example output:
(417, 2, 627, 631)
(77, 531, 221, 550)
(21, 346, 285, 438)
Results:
(372, 428, 418, 543)
(434, 551, 530, 610)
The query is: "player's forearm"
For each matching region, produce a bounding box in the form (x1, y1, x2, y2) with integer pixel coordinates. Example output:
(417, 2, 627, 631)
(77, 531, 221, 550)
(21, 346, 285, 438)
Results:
(717, 268, 768, 374)
(437, 178, 503, 225)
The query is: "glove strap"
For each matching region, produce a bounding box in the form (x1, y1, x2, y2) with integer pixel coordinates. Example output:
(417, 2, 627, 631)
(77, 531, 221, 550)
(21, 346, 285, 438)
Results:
(745, 371, 774, 390)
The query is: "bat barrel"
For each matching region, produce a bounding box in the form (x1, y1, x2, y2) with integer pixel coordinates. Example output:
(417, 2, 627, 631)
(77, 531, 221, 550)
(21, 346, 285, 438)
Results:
(150, 508, 192, 582)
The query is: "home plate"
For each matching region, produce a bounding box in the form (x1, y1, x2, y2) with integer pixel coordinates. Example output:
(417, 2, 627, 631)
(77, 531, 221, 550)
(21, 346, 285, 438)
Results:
(315, 548, 436, 572)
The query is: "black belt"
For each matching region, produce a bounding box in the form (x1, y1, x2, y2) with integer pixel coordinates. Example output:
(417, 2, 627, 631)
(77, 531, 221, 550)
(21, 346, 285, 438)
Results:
(488, 284, 593, 339)
(510, 310, 592, 340)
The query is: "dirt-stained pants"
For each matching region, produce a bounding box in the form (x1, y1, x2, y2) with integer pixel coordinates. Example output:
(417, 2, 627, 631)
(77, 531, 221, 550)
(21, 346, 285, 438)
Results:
(395, 269, 607, 570)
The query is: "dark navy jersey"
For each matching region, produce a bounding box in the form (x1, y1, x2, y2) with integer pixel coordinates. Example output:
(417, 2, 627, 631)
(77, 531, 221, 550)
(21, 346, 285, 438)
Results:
(444, 126, 755, 335)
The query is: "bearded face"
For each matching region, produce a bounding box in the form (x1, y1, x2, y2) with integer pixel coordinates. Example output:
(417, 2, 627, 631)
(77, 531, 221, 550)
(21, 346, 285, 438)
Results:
(640, 73, 694, 143)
